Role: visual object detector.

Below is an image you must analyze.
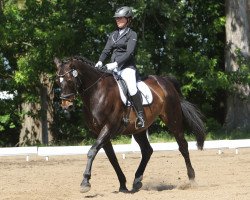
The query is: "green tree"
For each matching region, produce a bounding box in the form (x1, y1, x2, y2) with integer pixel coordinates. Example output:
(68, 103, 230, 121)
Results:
(1, 0, 247, 147)
(132, 1, 227, 129)
(1, 0, 115, 145)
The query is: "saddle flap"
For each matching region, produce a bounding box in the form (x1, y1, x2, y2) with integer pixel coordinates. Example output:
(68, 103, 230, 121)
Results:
(114, 73, 153, 106)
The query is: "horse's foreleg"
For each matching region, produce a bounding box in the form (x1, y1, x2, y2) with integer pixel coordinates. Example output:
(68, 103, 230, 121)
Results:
(80, 142, 101, 193)
(80, 126, 110, 193)
(103, 141, 128, 192)
(132, 131, 153, 191)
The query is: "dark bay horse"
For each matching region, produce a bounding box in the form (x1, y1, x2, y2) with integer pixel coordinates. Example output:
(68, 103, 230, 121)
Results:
(54, 56, 206, 193)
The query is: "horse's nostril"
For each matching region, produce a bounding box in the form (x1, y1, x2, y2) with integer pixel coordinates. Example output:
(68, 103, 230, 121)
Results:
(68, 104, 74, 111)
(63, 109, 71, 119)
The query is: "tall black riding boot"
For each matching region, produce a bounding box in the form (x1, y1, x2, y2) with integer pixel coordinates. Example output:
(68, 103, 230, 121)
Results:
(131, 91, 145, 128)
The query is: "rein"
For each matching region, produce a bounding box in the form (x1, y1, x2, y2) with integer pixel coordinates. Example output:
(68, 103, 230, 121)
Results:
(82, 72, 107, 93)
(56, 67, 108, 100)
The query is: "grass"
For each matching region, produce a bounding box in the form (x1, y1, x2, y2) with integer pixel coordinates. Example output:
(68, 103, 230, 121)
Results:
(110, 130, 250, 145)
(205, 130, 250, 140)
(111, 132, 192, 145)
(47, 130, 250, 146)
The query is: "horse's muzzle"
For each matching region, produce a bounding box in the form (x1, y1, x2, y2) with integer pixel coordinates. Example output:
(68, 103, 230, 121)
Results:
(61, 99, 74, 111)
(60, 93, 75, 111)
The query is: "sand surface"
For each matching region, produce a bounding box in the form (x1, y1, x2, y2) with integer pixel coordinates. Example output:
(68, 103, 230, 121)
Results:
(1, 148, 250, 200)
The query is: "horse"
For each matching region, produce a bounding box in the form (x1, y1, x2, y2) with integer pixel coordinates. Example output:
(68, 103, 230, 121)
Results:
(54, 56, 206, 193)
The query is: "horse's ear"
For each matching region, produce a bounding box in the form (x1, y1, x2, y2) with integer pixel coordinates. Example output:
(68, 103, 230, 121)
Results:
(54, 57, 62, 69)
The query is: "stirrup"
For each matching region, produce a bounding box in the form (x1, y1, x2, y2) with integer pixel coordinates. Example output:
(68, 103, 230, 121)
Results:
(135, 117, 145, 129)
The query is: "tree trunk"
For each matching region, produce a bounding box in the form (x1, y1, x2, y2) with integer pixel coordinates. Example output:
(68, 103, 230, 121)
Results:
(40, 73, 54, 144)
(224, 0, 250, 132)
(19, 73, 54, 146)
(19, 102, 41, 146)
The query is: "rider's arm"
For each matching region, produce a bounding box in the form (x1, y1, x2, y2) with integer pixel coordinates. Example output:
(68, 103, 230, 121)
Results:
(98, 34, 113, 63)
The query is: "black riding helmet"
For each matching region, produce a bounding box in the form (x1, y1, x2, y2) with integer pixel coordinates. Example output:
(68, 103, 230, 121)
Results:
(113, 6, 133, 18)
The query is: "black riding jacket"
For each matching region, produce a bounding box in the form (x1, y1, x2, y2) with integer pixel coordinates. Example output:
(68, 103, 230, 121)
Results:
(98, 27, 137, 70)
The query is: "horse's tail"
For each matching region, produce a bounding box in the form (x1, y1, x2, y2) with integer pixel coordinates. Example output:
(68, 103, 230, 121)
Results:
(180, 99, 206, 150)
(163, 75, 206, 150)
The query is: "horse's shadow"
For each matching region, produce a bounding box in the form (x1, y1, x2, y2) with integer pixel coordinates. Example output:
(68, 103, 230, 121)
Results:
(83, 184, 176, 198)
(140, 183, 176, 192)
(84, 194, 104, 198)
(111, 183, 176, 194)
(113, 180, 196, 194)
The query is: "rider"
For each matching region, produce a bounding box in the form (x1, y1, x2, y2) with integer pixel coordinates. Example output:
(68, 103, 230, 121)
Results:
(95, 6, 145, 128)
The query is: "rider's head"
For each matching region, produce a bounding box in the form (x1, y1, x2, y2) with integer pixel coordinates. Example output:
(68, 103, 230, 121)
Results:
(113, 6, 133, 29)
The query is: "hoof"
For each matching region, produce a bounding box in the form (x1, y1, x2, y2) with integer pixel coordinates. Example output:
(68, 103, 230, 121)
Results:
(119, 187, 129, 193)
(133, 181, 143, 191)
(80, 183, 91, 193)
(132, 175, 143, 191)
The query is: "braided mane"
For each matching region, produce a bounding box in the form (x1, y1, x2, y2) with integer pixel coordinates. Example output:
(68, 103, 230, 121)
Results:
(62, 55, 95, 67)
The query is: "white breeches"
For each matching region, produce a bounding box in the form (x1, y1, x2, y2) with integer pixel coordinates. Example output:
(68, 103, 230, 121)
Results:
(117, 68, 138, 96)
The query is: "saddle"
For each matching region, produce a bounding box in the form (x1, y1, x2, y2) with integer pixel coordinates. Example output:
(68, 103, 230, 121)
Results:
(113, 72, 153, 106)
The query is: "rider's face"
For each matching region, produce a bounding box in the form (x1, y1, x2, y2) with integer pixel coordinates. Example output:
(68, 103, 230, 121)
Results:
(115, 17, 128, 29)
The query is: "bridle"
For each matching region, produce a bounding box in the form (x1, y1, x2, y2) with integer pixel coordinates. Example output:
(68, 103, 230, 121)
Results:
(56, 68, 80, 101)
(56, 67, 107, 101)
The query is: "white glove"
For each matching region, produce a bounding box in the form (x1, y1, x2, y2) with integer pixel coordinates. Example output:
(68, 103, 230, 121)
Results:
(106, 62, 118, 71)
(95, 61, 103, 68)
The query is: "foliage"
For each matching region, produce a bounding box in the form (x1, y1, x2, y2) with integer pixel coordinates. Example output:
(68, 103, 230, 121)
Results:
(0, 50, 21, 146)
(0, 0, 247, 146)
(228, 48, 250, 96)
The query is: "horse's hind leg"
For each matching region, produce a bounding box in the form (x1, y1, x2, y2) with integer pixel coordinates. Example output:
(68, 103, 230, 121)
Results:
(161, 111, 195, 181)
(132, 130, 153, 191)
(103, 141, 128, 192)
(174, 133, 195, 180)
(167, 117, 195, 180)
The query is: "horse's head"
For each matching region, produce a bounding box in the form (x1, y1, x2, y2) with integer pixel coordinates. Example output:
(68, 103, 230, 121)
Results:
(54, 57, 79, 111)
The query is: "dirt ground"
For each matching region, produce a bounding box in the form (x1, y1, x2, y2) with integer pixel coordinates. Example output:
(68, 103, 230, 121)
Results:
(1, 148, 250, 200)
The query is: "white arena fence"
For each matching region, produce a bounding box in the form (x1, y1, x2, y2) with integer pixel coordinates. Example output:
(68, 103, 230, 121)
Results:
(0, 139, 250, 161)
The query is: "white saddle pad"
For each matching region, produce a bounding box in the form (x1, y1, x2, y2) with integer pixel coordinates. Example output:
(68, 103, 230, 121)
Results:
(116, 80, 153, 106)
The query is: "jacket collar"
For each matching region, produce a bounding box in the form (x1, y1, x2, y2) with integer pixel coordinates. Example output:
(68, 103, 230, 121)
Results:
(112, 27, 130, 43)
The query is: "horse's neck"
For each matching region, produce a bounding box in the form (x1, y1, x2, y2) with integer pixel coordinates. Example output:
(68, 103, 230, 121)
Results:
(82, 66, 101, 81)
(78, 62, 103, 94)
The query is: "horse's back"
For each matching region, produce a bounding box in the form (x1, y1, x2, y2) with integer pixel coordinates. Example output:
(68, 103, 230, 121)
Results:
(143, 75, 179, 96)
